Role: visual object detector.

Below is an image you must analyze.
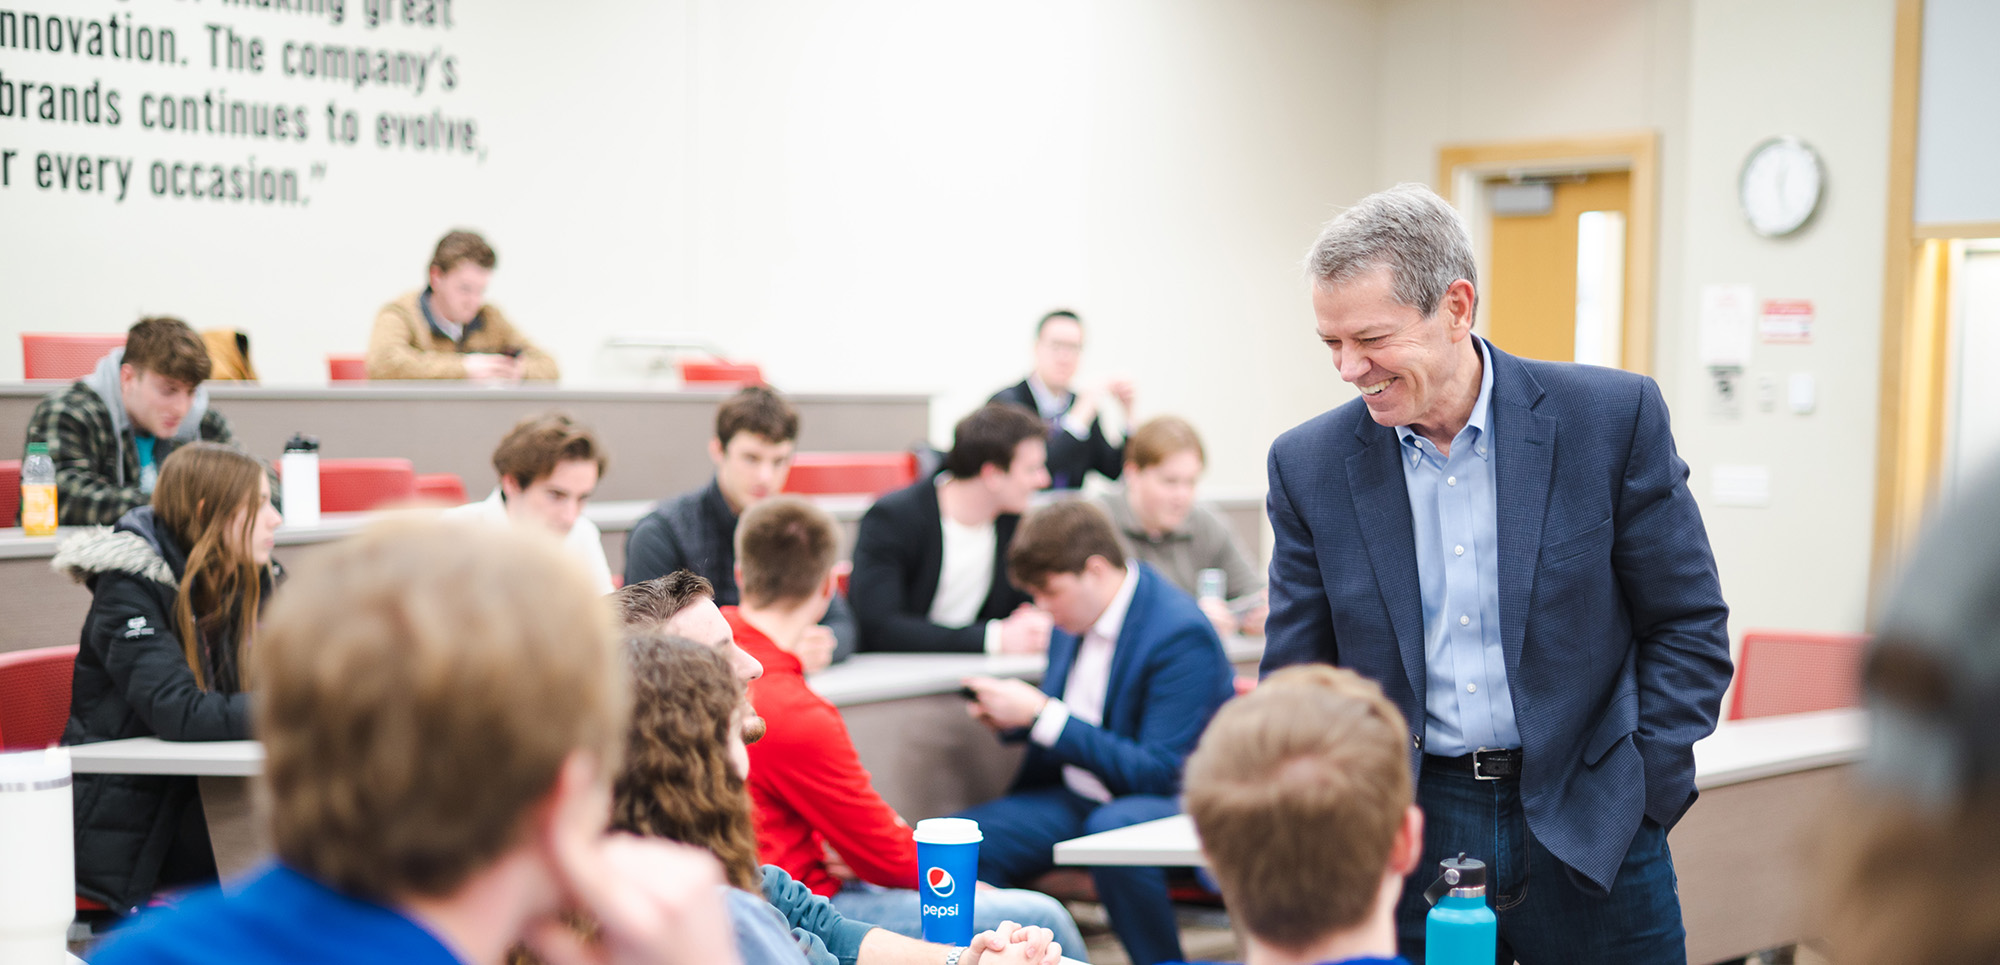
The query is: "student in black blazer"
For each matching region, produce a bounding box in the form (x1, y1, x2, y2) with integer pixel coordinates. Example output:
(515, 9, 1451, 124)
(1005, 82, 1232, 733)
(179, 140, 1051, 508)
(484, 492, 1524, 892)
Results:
(850, 404, 1053, 653)
(990, 309, 1134, 490)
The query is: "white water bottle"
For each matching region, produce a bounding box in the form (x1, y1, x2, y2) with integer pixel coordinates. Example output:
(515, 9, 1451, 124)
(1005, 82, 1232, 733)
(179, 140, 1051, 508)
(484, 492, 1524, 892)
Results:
(281, 433, 320, 527)
(0, 747, 75, 963)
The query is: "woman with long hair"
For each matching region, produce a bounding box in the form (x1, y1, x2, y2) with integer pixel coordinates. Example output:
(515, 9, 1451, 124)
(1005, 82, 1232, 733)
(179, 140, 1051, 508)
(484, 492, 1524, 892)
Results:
(613, 634, 1066, 965)
(57, 441, 282, 914)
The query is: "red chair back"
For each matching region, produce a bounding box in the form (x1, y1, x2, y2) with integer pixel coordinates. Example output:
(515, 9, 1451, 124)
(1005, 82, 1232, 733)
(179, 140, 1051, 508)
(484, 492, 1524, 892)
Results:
(680, 359, 764, 387)
(0, 645, 79, 750)
(1727, 630, 1869, 720)
(414, 472, 468, 506)
(276, 458, 417, 513)
(22, 334, 126, 381)
(782, 452, 919, 497)
(0, 459, 19, 529)
(328, 355, 369, 382)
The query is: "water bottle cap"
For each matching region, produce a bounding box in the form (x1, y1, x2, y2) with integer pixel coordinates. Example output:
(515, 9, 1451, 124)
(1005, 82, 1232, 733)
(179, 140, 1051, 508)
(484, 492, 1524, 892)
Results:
(1440, 852, 1486, 889)
(284, 433, 320, 453)
(25, 442, 47, 455)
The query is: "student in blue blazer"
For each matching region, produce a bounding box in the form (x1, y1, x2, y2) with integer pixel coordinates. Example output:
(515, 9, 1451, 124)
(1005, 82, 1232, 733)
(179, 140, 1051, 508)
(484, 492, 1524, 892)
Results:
(959, 500, 1236, 965)
(1263, 184, 1732, 964)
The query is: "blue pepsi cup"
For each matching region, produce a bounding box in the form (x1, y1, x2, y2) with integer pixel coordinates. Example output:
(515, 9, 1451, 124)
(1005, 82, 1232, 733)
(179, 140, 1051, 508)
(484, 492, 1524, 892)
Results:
(914, 817, 981, 945)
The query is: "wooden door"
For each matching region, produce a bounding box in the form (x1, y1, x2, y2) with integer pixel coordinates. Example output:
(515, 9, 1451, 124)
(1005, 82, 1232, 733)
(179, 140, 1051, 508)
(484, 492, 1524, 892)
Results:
(1484, 171, 1633, 366)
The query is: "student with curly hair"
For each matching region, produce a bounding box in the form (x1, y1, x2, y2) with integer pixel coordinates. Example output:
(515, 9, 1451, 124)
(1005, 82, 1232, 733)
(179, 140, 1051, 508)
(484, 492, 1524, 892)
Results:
(616, 634, 1067, 965)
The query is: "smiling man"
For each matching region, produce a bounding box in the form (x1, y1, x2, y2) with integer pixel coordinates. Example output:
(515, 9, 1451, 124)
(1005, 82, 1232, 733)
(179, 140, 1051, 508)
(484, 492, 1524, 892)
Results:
(24, 317, 240, 525)
(957, 499, 1234, 965)
(449, 411, 613, 593)
(1261, 183, 1731, 963)
(365, 229, 560, 381)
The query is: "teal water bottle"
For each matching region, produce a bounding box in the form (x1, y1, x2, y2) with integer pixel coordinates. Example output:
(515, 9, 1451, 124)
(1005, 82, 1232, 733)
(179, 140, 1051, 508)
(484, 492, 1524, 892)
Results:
(1422, 853, 1497, 965)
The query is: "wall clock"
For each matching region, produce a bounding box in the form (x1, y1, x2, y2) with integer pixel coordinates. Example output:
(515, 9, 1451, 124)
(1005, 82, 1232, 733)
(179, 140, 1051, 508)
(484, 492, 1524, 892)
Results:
(1739, 136, 1824, 238)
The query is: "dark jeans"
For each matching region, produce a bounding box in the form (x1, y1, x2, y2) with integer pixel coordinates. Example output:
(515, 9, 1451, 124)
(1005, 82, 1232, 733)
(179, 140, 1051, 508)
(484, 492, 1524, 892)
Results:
(958, 786, 1184, 965)
(1396, 764, 1686, 965)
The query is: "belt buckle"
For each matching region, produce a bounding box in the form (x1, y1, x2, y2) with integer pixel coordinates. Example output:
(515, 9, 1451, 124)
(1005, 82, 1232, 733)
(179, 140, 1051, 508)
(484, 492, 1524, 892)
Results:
(1472, 747, 1502, 781)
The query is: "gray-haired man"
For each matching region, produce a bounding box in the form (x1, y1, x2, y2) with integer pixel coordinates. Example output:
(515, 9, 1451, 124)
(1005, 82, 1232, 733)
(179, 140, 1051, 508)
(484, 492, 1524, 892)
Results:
(1260, 183, 1732, 963)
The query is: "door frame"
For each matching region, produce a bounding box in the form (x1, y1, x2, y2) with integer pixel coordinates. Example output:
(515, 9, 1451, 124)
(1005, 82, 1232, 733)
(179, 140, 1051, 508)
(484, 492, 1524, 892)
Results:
(1437, 131, 1660, 375)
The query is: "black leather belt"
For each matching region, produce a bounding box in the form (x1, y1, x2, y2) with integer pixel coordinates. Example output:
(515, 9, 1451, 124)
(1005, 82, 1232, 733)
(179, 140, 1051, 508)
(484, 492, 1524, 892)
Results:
(1424, 748, 1522, 781)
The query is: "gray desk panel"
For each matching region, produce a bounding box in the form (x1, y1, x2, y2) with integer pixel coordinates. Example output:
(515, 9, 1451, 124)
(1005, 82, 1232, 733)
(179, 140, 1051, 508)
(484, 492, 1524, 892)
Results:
(0, 384, 930, 504)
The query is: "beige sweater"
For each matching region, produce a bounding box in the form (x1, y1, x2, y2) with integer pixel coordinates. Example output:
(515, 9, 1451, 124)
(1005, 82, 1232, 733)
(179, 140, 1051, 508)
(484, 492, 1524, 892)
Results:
(365, 290, 560, 380)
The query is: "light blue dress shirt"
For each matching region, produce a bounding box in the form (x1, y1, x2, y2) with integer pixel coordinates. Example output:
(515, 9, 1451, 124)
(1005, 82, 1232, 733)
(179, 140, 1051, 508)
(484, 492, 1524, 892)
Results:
(1395, 338, 1520, 756)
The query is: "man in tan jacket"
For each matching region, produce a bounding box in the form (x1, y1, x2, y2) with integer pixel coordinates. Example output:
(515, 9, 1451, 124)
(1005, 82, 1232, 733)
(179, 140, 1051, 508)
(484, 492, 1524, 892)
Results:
(366, 230, 561, 381)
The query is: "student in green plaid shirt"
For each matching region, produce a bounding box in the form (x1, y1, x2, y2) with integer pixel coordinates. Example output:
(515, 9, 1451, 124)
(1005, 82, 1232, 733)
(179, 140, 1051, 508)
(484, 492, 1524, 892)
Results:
(22, 317, 237, 526)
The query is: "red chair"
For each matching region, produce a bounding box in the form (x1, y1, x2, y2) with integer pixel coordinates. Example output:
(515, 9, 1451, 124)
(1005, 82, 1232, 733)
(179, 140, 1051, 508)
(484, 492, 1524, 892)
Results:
(782, 452, 920, 497)
(327, 355, 369, 382)
(276, 458, 417, 513)
(414, 473, 468, 506)
(832, 560, 852, 597)
(680, 359, 764, 387)
(0, 459, 19, 529)
(22, 333, 126, 381)
(0, 645, 78, 750)
(1727, 630, 1869, 720)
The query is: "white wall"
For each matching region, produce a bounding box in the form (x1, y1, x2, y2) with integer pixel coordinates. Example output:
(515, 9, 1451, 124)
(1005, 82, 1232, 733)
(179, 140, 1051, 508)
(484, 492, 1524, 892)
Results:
(1673, 0, 1894, 638)
(0, 0, 1382, 490)
(681, 0, 1383, 485)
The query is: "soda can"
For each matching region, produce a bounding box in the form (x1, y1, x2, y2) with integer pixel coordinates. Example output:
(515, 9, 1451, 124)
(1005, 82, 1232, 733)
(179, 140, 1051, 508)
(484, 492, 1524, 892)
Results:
(913, 817, 982, 945)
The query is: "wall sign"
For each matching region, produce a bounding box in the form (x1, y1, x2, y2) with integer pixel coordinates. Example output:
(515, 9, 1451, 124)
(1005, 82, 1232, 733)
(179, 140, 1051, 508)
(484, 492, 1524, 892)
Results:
(1759, 299, 1814, 345)
(0, 0, 480, 208)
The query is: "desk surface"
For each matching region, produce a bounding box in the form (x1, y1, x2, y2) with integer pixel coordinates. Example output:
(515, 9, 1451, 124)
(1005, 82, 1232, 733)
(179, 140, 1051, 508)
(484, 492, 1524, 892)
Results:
(0, 383, 932, 404)
(0, 490, 1261, 559)
(1053, 709, 1869, 868)
(61, 638, 1268, 777)
(68, 737, 264, 777)
(0, 496, 874, 560)
(1691, 708, 1866, 789)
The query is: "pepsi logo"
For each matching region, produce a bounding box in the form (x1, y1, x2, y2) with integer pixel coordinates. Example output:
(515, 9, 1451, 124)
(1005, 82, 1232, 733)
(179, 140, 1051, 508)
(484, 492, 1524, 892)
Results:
(926, 866, 956, 898)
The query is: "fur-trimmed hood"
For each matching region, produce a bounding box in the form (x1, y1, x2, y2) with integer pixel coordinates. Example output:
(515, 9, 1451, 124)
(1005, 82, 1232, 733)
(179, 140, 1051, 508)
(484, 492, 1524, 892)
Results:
(52, 527, 174, 586)
(51, 506, 178, 586)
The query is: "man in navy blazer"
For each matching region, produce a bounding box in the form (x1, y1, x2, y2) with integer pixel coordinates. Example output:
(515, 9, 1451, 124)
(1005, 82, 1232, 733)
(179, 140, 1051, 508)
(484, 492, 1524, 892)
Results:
(1262, 185, 1732, 964)
(959, 500, 1236, 965)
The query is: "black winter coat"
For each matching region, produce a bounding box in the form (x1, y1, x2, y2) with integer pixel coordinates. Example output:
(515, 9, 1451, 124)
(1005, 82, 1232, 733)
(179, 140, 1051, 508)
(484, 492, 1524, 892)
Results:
(56, 506, 265, 913)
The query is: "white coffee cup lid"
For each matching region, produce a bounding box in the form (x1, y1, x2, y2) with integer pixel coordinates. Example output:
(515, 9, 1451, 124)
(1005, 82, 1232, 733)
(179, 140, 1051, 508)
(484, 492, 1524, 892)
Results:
(913, 817, 983, 844)
(0, 747, 71, 792)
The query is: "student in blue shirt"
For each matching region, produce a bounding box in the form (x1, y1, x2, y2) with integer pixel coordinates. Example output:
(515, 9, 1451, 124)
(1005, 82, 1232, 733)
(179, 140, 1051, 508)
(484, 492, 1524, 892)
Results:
(1162, 666, 1423, 965)
(88, 518, 742, 965)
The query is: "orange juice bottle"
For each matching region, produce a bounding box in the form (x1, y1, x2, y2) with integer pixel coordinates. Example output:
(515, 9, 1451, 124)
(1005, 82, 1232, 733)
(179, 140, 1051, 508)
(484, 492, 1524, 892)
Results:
(21, 442, 57, 536)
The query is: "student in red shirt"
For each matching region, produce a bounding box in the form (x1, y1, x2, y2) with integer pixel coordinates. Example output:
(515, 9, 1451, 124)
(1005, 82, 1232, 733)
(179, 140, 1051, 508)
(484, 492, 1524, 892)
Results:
(727, 497, 1087, 958)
